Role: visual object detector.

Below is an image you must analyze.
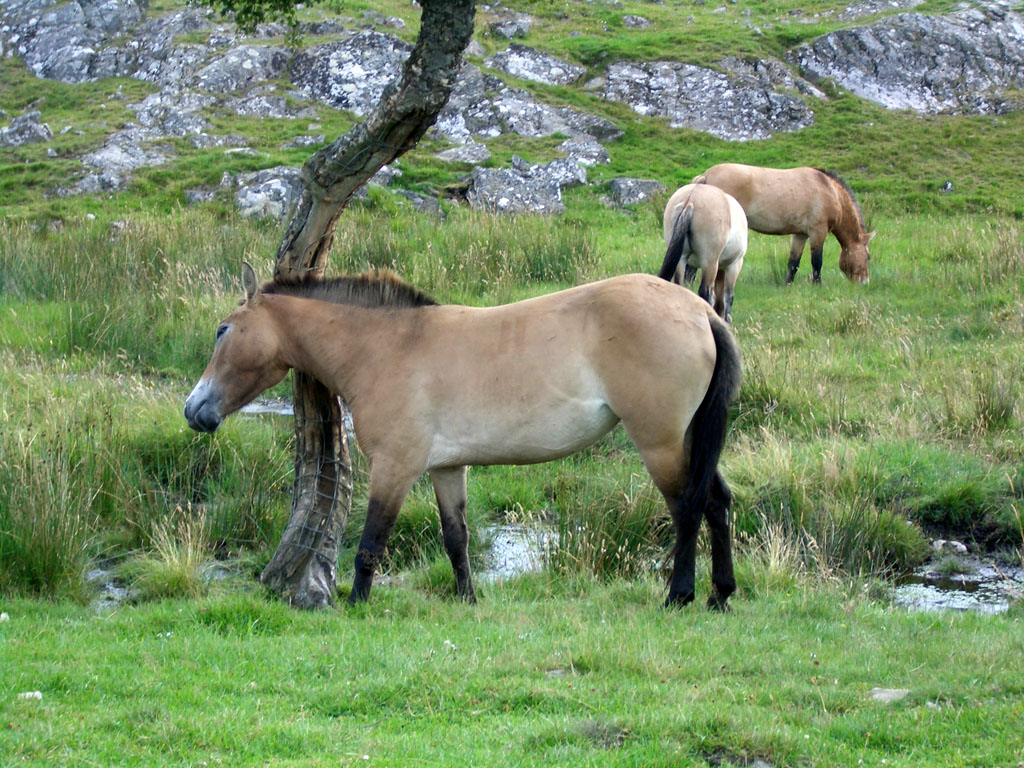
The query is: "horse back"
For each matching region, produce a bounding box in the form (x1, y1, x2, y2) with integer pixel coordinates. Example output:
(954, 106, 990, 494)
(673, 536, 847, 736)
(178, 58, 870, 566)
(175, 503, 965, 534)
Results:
(701, 163, 837, 236)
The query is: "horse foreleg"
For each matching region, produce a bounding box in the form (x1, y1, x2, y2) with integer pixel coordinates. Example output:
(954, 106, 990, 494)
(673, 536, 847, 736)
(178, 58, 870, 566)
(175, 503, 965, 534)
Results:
(809, 230, 828, 283)
(350, 471, 415, 604)
(704, 472, 735, 611)
(786, 234, 807, 284)
(430, 466, 476, 603)
(683, 264, 697, 285)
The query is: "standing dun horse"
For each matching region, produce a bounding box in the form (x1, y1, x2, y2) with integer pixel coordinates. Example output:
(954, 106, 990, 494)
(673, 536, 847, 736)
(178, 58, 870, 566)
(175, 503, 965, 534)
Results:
(696, 163, 874, 284)
(185, 264, 742, 610)
(659, 183, 748, 323)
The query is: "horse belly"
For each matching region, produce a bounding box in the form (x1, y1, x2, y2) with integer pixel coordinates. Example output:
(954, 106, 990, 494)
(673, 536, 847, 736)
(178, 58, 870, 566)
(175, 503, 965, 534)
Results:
(425, 395, 619, 468)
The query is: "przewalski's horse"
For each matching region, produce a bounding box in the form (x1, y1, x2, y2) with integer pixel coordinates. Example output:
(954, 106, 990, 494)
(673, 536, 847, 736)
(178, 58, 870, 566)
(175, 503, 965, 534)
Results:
(659, 183, 748, 323)
(695, 163, 874, 284)
(185, 265, 742, 610)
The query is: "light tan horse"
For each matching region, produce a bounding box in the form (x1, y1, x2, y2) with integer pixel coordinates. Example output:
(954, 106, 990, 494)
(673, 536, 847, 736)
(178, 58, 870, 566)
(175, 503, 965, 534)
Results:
(659, 183, 748, 323)
(185, 265, 742, 610)
(695, 163, 874, 284)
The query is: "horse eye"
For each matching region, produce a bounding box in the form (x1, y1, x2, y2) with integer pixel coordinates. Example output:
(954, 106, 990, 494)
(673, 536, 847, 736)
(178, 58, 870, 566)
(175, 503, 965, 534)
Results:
(216, 324, 229, 342)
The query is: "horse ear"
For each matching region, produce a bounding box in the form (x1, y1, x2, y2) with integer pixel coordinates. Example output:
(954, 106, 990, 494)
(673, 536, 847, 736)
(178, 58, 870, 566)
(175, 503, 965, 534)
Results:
(866, 231, 877, 243)
(241, 261, 260, 304)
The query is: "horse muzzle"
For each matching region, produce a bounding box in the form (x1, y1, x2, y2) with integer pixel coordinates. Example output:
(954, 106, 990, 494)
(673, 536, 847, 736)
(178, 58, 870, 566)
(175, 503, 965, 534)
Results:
(184, 380, 223, 433)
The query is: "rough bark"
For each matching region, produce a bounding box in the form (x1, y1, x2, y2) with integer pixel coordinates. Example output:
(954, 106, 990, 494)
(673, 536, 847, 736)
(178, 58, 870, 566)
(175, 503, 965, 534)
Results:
(260, 0, 477, 607)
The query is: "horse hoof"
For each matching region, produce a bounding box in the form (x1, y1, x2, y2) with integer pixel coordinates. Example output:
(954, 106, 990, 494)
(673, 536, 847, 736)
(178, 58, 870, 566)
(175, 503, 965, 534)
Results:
(707, 593, 732, 612)
(664, 591, 695, 609)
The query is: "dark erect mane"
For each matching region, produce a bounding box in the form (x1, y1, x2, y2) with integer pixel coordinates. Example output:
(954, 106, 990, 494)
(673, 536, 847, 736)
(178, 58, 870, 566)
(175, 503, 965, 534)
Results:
(816, 168, 867, 232)
(260, 269, 438, 309)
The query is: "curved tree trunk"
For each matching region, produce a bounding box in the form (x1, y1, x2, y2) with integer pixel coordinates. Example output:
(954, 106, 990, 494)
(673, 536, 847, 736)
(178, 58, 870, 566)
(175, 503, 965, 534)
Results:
(260, 0, 477, 607)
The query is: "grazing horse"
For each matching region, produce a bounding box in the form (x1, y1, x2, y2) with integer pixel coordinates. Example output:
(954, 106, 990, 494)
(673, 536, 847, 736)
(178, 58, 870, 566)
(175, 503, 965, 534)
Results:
(659, 183, 748, 323)
(695, 163, 874, 284)
(185, 265, 742, 610)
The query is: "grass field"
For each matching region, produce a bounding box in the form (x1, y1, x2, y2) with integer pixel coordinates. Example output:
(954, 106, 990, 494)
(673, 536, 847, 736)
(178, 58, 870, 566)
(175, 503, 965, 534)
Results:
(2, 0, 1024, 763)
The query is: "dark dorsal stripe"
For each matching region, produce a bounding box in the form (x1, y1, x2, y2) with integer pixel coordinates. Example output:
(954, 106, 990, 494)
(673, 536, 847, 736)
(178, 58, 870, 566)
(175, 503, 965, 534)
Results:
(260, 270, 438, 309)
(815, 168, 867, 232)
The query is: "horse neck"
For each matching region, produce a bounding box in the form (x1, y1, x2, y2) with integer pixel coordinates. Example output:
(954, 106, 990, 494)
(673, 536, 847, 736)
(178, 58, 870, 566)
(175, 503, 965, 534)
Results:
(267, 295, 384, 396)
(830, 181, 865, 246)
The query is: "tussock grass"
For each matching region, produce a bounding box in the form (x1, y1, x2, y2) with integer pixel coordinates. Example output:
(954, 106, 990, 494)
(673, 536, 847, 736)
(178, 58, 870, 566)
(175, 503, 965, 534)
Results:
(548, 471, 670, 581)
(126, 507, 213, 601)
(0, 436, 98, 599)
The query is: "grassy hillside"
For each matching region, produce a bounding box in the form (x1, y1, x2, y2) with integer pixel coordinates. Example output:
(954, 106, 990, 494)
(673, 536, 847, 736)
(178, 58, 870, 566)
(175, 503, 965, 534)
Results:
(2, 1, 1023, 763)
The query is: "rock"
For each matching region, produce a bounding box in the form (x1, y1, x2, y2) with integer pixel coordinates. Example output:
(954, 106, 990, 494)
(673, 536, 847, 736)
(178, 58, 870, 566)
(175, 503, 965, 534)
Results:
(432, 64, 623, 144)
(224, 92, 316, 120)
(2, 0, 146, 82)
(0, 111, 53, 146)
(280, 134, 327, 149)
(436, 141, 492, 164)
(234, 165, 304, 221)
(790, 2, 1024, 114)
(78, 127, 170, 193)
(485, 44, 586, 86)
(194, 45, 291, 93)
(432, 65, 510, 141)
(368, 164, 401, 187)
(869, 687, 910, 704)
(185, 187, 218, 205)
(492, 88, 623, 141)
(397, 190, 444, 218)
(292, 30, 413, 116)
(466, 156, 587, 214)
(932, 539, 968, 554)
(130, 91, 215, 136)
(839, 0, 924, 21)
(557, 136, 610, 166)
(489, 13, 533, 39)
(622, 15, 651, 28)
(606, 177, 665, 206)
(602, 57, 815, 140)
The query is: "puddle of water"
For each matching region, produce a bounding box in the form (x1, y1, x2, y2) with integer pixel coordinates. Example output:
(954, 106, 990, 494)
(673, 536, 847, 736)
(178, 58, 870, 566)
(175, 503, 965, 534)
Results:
(241, 398, 294, 417)
(477, 524, 557, 583)
(241, 398, 355, 431)
(893, 558, 1022, 615)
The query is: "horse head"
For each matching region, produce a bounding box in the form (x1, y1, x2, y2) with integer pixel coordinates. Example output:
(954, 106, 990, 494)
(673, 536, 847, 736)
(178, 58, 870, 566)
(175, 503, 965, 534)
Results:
(184, 262, 290, 433)
(838, 230, 874, 284)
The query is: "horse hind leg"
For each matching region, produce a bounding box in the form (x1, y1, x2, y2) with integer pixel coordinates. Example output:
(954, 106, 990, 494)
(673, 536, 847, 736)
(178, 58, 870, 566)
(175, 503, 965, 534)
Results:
(634, 445, 701, 608)
(704, 471, 735, 612)
(697, 259, 720, 311)
(429, 466, 476, 603)
(665, 495, 702, 607)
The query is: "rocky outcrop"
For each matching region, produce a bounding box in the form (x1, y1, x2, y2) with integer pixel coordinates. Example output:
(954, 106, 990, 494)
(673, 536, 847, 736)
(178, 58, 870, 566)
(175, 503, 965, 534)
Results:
(485, 44, 586, 86)
(791, 1, 1024, 114)
(0, 110, 53, 146)
(466, 156, 586, 214)
(606, 178, 666, 207)
(6, 0, 1024, 216)
(291, 30, 412, 117)
(195, 44, 290, 93)
(233, 165, 305, 221)
(488, 12, 533, 39)
(432, 63, 623, 145)
(599, 57, 816, 141)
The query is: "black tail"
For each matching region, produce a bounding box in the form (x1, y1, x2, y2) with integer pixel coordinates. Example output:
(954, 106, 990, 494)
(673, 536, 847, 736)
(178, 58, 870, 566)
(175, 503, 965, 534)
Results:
(658, 202, 694, 282)
(681, 314, 742, 514)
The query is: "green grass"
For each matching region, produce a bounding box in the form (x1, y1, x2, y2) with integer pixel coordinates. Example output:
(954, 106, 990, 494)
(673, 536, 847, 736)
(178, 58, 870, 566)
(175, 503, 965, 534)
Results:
(1, 584, 1023, 766)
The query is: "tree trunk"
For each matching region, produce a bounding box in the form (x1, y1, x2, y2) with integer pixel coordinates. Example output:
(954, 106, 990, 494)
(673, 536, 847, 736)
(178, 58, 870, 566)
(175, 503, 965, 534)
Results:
(260, 0, 477, 607)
